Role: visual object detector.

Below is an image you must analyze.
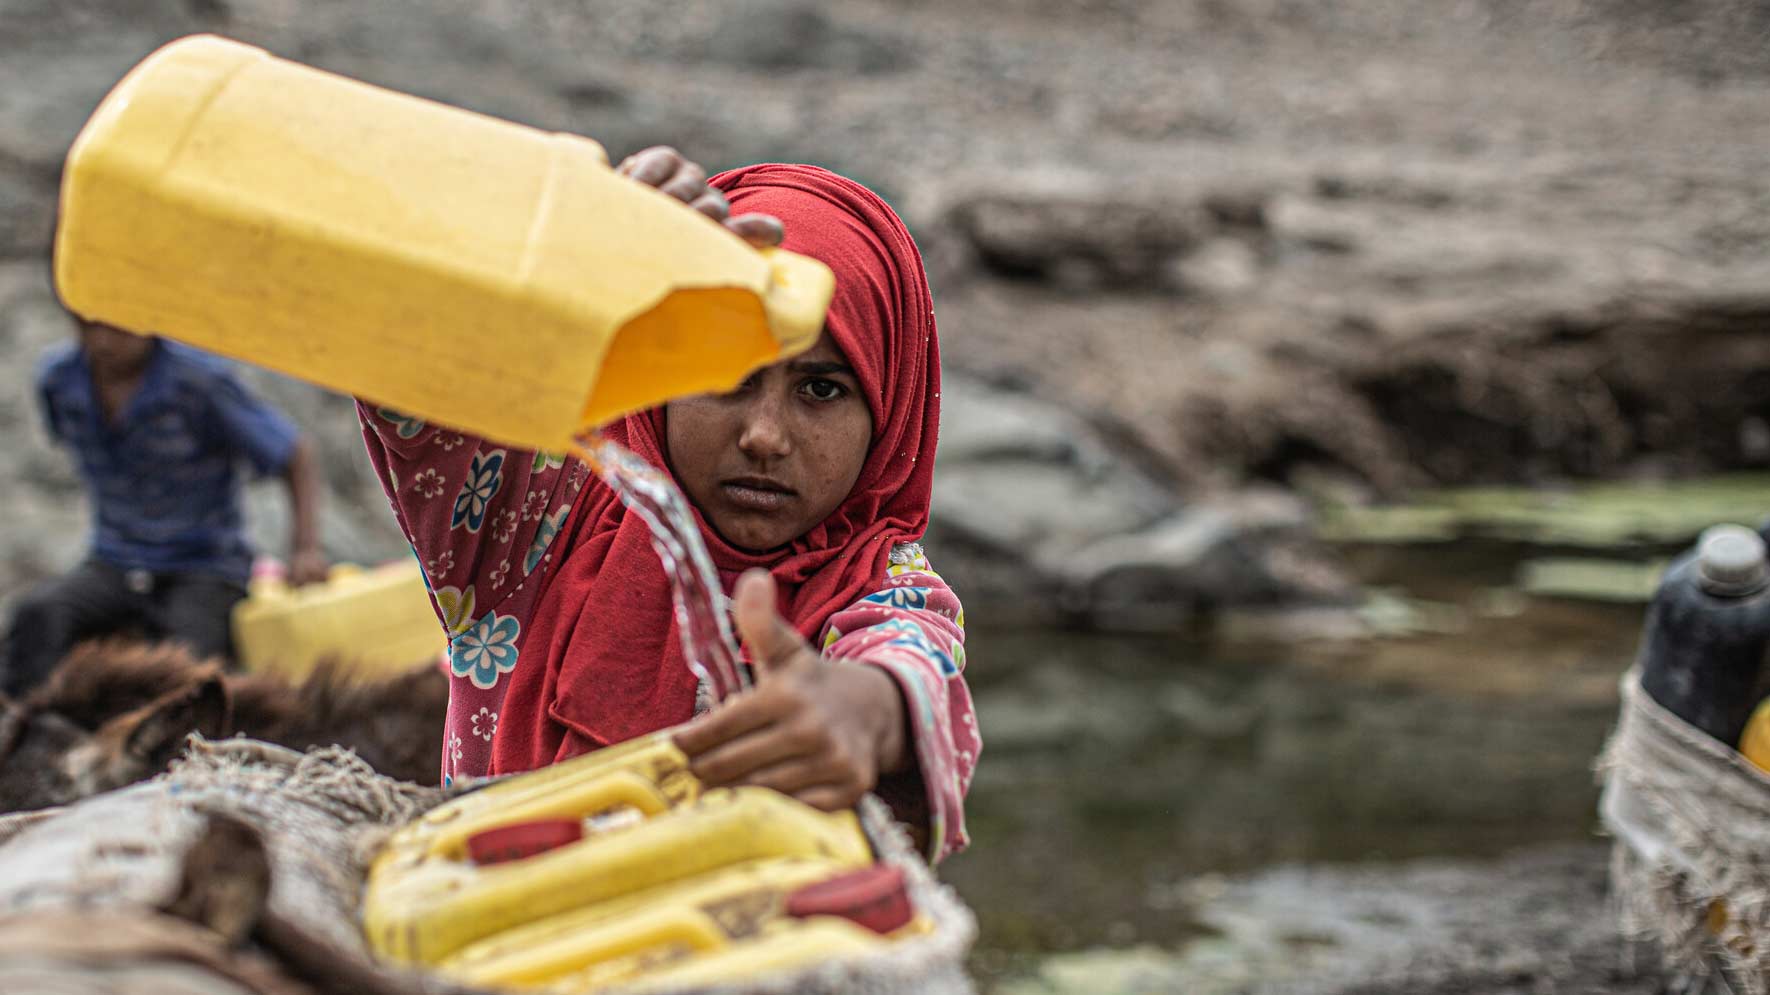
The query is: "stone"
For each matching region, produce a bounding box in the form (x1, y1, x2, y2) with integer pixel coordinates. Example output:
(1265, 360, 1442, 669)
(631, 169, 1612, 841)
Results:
(1168, 237, 1262, 297)
(930, 373, 1353, 624)
(701, 0, 914, 74)
(947, 185, 1219, 290)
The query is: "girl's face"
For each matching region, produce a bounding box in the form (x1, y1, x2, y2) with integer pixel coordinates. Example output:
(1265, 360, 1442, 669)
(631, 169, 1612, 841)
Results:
(665, 333, 873, 553)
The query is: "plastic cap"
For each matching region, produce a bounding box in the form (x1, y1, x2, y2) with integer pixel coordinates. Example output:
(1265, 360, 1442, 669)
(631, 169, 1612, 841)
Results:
(785, 864, 914, 935)
(466, 819, 583, 865)
(1698, 523, 1768, 596)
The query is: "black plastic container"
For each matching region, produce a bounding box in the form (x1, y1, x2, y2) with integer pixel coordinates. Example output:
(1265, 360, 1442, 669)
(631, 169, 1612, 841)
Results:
(1637, 523, 1770, 746)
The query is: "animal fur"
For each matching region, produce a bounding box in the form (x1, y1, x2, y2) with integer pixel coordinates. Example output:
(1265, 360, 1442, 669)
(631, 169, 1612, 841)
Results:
(0, 640, 447, 813)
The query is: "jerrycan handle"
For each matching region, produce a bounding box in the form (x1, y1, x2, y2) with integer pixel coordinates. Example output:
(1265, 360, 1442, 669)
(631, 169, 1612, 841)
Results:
(785, 864, 914, 935)
(468, 819, 583, 865)
(429, 770, 673, 862)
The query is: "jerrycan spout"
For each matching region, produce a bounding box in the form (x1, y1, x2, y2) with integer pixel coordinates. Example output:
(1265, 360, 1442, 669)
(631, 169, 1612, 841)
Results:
(582, 252, 826, 426)
(53, 34, 833, 451)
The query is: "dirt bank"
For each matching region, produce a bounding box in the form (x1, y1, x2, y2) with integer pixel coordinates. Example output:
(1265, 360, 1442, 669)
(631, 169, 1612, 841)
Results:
(1, 0, 1766, 596)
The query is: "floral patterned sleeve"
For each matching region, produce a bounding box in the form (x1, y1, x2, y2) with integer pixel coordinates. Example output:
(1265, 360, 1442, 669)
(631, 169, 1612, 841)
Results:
(356, 403, 588, 785)
(819, 543, 978, 863)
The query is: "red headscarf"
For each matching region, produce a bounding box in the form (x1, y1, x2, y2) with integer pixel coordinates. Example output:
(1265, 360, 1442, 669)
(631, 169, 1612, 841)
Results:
(491, 164, 941, 772)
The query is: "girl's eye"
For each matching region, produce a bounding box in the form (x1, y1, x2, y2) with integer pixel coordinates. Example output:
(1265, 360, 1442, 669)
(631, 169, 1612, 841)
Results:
(800, 378, 847, 402)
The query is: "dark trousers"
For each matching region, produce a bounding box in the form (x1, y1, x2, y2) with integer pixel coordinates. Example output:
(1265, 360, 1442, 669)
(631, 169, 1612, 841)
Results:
(0, 560, 247, 696)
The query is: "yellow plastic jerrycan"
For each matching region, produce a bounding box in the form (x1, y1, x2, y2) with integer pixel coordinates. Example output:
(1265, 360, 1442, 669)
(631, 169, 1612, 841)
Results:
(232, 560, 446, 679)
(54, 35, 833, 450)
(439, 856, 855, 988)
(547, 917, 889, 994)
(588, 918, 894, 995)
(362, 730, 874, 968)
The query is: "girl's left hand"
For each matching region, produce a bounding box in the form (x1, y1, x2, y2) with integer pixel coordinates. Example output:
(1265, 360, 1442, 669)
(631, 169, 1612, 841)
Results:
(617, 145, 785, 249)
(672, 570, 909, 812)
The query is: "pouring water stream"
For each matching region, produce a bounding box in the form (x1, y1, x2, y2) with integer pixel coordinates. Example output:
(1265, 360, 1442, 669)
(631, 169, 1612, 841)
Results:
(571, 432, 751, 704)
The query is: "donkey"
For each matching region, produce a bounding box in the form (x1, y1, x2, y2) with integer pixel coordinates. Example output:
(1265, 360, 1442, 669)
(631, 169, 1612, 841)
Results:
(0, 639, 447, 813)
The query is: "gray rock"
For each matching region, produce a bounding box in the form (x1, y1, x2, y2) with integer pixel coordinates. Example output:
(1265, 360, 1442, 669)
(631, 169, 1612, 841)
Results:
(0, 171, 55, 259)
(949, 188, 1211, 290)
(934, 459, 1164, 553)
(701, 0, 914, 75)
(930, 373, 1352, 625)
(1168, 236, 1263, 297)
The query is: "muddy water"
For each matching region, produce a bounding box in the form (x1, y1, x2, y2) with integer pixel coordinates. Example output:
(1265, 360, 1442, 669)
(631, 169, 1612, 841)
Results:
(946, 541, 1654, 988)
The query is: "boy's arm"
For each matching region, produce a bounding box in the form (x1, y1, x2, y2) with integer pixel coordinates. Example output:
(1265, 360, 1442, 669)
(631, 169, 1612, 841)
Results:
(202, 367, 330, 580)
(35, 351, 68, 447)
(281, 436, 327, 585)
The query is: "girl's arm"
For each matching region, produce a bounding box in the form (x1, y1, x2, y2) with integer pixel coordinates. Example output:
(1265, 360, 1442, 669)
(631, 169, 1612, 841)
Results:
(360, 404, 592, 783)
(819, 546, 977, 863)
(357, 403, 585, 648)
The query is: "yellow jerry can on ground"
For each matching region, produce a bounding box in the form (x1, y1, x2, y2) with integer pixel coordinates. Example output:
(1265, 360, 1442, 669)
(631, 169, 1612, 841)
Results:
(53, 34, 833, 450)
(232, 560, 445, 679)
(362, 730, 926, 992)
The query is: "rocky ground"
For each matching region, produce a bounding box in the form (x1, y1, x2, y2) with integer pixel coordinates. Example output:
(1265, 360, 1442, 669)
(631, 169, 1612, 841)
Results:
(2, 0, 1767, 619)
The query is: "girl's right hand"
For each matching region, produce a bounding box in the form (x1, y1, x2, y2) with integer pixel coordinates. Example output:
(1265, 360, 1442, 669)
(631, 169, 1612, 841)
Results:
(672, 570, 909, 812)
(617, 146, 784, 249)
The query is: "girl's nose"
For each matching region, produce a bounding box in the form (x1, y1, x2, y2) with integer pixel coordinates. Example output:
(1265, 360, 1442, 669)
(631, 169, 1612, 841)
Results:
(736, 395, 791, 461)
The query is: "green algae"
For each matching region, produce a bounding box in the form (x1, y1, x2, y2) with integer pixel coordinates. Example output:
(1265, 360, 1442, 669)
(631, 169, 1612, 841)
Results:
(1517, 557, 1667, 604)
(1319, 475, 1770, 549)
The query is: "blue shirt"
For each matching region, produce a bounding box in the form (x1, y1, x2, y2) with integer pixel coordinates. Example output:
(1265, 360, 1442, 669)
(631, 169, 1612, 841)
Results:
(37, 340, 299, 584)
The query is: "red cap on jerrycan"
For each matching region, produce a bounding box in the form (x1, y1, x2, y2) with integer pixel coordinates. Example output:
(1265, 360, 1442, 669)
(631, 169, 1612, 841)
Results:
(785, 864, 915, 935)
(467, 819, 583, 865)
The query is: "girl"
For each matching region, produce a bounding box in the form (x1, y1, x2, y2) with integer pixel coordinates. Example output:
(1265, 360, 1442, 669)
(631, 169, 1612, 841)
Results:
(359, 152, 976, 860)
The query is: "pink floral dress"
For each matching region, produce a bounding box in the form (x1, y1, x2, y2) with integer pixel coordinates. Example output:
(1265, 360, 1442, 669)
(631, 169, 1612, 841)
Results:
(358, 405, 979, 861)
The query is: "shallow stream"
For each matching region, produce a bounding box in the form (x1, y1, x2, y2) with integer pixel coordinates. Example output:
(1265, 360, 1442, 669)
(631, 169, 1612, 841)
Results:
(946, 537, 1660, 991)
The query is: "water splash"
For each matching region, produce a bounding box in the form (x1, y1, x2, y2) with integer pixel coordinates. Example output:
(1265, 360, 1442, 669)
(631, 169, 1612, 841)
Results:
(571, 432, 750, 702)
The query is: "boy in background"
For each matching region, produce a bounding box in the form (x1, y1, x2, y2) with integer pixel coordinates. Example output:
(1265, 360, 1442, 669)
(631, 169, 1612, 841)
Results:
(0, 319, 327, 695)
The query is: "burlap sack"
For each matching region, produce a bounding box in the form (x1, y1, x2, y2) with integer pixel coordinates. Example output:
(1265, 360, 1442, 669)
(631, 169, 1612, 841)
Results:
(1599, 669, 1770, 994)
(0, 737, 975, 995)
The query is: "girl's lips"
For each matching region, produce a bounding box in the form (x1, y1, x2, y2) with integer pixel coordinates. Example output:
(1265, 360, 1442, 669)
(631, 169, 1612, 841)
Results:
(720, 480, 795, 512)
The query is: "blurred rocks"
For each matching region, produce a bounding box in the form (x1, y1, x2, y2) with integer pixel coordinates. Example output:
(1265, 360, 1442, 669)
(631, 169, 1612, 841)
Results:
(940, 173, 1271, 294)
(1, 0, 1767, 623)
(929, 373, 1354, 626)
(701, 0, 915, 75)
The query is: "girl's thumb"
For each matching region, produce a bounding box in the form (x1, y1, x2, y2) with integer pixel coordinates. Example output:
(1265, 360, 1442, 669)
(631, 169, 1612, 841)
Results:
(733, 569, 803, 679)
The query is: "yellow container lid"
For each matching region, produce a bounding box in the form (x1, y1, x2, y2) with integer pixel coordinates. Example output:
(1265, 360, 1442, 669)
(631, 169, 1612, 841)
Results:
(54, 35, 833, 449)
